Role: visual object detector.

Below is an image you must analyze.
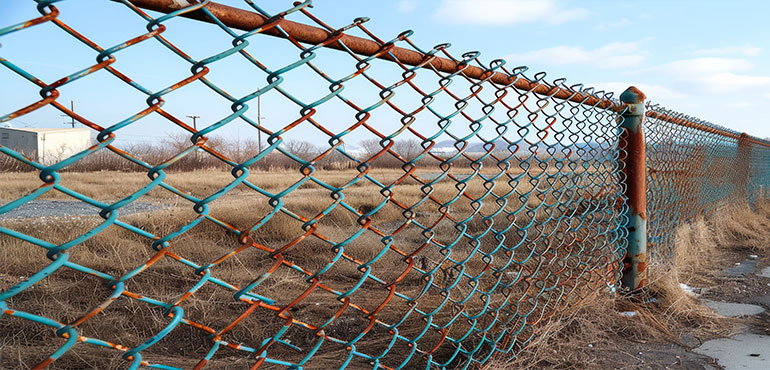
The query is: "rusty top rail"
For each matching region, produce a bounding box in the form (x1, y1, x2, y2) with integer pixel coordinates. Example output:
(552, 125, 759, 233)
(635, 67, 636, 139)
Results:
(127, 0, 770, 148)
(126, 0, 623, 112)
(645, 110, 741, 140)
(646, 109, 770, 148)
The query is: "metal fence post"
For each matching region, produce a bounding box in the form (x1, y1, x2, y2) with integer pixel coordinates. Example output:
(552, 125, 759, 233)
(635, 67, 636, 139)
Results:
(619, 86, 648, 291)
(737, 132, 753, 200)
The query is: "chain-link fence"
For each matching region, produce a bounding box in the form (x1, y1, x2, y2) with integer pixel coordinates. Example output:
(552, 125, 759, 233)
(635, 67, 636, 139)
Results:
(645, 105, 770, 258)
(0, 1, 768, 369)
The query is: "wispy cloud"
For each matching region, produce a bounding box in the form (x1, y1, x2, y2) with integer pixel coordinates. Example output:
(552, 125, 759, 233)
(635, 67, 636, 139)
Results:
(643, 57, 753, 75)
(396, 0, 417, 13)
(590, 82, 686, 101)
(694, 45, 761, 57)
(593, 18, 630, 31)
(641, 57, 770, 93)
(505, 40, 648, 68)
(434, 0, 589, 26)
(725, 101, 753, 108)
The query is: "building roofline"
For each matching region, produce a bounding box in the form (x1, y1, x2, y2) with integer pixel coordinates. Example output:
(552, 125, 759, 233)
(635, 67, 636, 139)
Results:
(0, 127, 91, 133)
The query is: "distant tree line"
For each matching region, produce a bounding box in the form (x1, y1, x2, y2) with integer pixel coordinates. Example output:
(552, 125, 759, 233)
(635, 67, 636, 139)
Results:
(1, 133, 609, 172)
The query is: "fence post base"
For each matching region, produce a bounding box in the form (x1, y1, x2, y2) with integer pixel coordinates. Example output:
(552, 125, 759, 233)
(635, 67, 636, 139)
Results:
(619, 86, 648, 291)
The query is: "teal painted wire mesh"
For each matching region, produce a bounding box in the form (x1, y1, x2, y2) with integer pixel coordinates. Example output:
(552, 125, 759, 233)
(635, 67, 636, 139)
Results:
(3, 1, 629, 369)
(749, 138, 770, 205)
(644, 103, 770, 258)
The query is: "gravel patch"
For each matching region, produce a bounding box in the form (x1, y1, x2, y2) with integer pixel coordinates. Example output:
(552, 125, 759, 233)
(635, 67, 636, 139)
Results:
(0, 200, 161, 219)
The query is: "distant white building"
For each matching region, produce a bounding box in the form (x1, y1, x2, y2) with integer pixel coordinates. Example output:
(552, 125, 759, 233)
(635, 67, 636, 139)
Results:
(0, 127, 91, 165)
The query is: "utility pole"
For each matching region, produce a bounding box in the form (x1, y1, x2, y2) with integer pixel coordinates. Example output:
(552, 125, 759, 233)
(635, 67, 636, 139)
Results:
(187, 115, 200, 131)
(257, 96, 264, 152)
(62, 100, 75, 128)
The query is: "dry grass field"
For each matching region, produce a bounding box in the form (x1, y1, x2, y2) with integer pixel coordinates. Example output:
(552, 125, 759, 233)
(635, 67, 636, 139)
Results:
(0, 165, 651, 369)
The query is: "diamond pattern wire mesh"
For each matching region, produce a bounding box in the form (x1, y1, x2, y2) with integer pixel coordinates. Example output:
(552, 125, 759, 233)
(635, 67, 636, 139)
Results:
(0, 1, 765, 369)
(749, 136, 770, 205)
(0, 1, 629, 368)
(644, 103, 770, 258)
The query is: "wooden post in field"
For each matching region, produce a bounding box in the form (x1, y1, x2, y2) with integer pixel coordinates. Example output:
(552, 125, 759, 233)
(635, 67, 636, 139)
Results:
(619, 86, 648, 291)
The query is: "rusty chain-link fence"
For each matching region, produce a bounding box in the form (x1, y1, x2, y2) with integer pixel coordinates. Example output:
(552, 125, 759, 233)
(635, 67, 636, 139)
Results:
(645, 104, 770, 258)
(1, 1, 769, 369)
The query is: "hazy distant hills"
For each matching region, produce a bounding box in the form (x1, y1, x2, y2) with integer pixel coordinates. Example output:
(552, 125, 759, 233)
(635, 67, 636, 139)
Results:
(340, 139, 617, 160)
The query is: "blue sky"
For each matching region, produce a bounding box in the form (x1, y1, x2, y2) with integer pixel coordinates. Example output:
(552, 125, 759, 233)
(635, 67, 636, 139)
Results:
(2, 0, 769, 148)
(324, 0, 770, 137)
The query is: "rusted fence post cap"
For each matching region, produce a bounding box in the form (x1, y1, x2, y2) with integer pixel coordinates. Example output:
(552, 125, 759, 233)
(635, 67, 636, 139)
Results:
(620, 87, 646, 118)
(620, 86, 646, 104)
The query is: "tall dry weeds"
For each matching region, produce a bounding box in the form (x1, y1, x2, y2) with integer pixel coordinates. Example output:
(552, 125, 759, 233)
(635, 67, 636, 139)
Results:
(489, 199, 770, 369)
(711, 200, 770, 252)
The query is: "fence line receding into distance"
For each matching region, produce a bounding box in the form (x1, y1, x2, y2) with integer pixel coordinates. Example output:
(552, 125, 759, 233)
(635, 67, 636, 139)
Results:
(1, 1, 769, 369)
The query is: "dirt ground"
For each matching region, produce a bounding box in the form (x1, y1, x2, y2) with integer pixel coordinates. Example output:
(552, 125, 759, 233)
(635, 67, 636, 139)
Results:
(599, 251, 770, 369)
(526, 246, 770, 370)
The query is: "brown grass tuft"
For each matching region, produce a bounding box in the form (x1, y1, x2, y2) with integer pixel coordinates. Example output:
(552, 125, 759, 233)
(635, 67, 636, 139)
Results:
(712, 200, 770, 252)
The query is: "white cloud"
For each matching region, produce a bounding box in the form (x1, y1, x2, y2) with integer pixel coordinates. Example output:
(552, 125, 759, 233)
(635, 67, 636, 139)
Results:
(641, 57, 770, 93)
(547, 8, 590, 25)
(396, 0, 417, 13)
(590, 82, 686, 101)
(593, 18, 630, 31)
(434, 0, 589, 26)
(694, 45, 761, 57)
(708, 74, 770, 92)
(725, 101, 753, 108)
(505, 41, 647, 69)
(648, 57, 753, 74)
